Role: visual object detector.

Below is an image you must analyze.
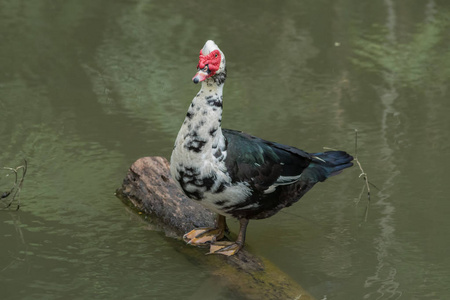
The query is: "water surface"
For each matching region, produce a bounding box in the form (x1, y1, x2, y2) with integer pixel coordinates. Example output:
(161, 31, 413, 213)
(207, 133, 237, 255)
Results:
(1, 1, 450, 299)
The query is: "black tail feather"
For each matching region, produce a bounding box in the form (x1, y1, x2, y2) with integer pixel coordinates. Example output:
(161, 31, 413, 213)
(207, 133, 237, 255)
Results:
(304, 151, 353, 182)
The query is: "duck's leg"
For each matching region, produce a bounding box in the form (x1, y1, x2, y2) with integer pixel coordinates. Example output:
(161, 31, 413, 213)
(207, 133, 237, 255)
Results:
(209, 218, 249, 256)
(183, 214, 228, 245)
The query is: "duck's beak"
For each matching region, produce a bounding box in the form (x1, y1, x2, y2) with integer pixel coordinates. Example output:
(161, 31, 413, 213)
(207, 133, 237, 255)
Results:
(192, 68, 209, 84)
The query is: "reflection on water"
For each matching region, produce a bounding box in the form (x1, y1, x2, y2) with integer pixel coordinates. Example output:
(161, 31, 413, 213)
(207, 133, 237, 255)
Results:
(1, 0, 450, 299)
(361, 1, 403, 298)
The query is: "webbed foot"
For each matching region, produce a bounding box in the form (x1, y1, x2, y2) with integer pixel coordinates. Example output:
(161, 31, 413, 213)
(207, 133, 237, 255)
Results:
(183, 227, 224, 245)
(209, 218, 249, 256)
(184, 216, 249, 257)
(183, 214, 227, 246)
(208, 241, 243, 256)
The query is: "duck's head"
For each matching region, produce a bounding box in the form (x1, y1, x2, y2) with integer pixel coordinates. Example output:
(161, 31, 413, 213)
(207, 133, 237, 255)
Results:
(192, 40, 226, 85)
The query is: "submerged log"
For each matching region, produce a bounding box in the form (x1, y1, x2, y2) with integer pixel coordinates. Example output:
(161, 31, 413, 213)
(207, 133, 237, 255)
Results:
(117, 156, 315, 300)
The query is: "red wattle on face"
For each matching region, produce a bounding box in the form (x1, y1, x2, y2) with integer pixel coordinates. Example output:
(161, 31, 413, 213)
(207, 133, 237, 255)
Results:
(197, 49, 221, 77)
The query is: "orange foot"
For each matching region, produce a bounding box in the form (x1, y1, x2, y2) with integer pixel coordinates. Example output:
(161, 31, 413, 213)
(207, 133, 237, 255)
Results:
(183, 227, 224, 245)
(208, 241, 243, 256)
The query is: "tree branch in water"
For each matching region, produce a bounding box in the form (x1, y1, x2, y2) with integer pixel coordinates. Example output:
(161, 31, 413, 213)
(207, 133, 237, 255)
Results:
(353, 130, 379, 221)
(1, 159, 27, 210)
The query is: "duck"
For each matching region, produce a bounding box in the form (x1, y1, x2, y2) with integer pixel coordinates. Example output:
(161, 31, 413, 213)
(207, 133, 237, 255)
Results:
(170, 40, 353, 256)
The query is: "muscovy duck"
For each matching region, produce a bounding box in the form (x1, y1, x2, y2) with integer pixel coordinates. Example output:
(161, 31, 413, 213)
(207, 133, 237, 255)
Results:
(170, 40, 353, 256)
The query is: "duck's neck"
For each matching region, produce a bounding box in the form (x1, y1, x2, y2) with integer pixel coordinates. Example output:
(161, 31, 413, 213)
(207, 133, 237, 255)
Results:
(177, 79, 225, 155)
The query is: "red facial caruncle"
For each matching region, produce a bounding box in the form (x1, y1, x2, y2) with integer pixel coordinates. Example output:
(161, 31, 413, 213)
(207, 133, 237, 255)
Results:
(192, 49, 221, 83)
(198, 49, 221, 76)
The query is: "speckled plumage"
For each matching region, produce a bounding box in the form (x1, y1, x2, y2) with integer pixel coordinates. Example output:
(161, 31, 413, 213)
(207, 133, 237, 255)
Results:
(170, 41, 353, 254)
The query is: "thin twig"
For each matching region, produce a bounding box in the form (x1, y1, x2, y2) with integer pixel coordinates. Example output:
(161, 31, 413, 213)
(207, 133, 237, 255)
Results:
(1, 159, 27, 210)
(353, 130, 372, 221)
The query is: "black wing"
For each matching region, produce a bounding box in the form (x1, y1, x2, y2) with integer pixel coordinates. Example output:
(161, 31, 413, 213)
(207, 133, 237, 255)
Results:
(223, 129, 312, 193)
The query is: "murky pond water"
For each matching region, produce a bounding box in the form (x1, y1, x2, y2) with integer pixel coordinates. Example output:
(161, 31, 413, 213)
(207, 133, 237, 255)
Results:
(1, 1, 450, 299)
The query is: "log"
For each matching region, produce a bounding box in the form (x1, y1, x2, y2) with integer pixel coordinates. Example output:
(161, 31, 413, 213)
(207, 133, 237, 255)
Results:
(117, 156, 315, 300)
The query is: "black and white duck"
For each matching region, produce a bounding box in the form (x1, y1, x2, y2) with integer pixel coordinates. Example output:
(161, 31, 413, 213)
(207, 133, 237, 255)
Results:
(170, 40, 353, 256)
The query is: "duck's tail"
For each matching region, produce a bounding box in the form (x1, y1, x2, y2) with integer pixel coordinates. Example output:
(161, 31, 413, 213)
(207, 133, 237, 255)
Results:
(304, 151, 354, 183)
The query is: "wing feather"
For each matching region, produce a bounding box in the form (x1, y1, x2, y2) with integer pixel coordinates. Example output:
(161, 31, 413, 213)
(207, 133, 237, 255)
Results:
(223, 129, 311, 193)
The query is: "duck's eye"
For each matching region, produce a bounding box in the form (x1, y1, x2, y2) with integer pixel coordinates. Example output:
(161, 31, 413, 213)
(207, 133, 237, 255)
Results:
(215, 53, 218, 58)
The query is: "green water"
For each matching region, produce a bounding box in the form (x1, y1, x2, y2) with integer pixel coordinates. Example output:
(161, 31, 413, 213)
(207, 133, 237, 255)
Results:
(1, 1, 450, 299)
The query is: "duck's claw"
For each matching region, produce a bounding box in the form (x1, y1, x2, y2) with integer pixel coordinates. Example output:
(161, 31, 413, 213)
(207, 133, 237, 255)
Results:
(208, 241, 243, 256)
(183, 227, 224, 245)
